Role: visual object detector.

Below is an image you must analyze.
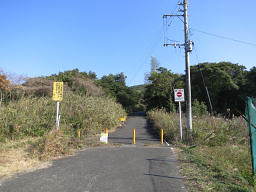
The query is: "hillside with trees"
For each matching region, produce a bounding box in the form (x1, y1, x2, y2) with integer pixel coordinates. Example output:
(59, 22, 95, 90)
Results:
(0, 69, 128, 178)
(144, 60, 256, 191)
(143, 61, 256, 116)
(1, 60, 256, 188)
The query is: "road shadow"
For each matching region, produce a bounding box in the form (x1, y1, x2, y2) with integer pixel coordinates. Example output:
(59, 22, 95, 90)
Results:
(128, 111, 146, 116)
(145, 157, 186, 192)
(146, 158, 178, 163)
(109, 111, 161, 145)
(108, 137, 158, 142)
(144, 173, 184, 180)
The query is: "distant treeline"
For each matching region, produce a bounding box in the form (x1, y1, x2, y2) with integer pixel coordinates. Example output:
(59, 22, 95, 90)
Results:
(0, 68, 141, 113)
(143, 61, 256, 116)
(0, 61, 255, 115)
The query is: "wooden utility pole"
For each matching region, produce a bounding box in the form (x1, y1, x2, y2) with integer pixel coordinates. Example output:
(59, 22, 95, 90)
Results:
(163, 0, 193, 140)
(183, 0, 192, 132)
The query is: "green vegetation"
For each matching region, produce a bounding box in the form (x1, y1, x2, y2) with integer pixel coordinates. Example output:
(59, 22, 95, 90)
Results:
(0, 69, 126, 164)
(130, 84, 145, 93)
(0, 94, 125, 140)
(1, 59, 256, 186)
(98, 73, 140, 112)
(148, 109, 254, 191)
(191, 62, 248, 115)
(144, 67, 183, 112)
(0, 94, 125, 158)
(144, 60, 256, 191)
(143, 61, 256, 116)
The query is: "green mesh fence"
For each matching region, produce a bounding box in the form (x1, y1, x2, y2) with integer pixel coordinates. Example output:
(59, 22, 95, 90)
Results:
(245, 97, 256, 174)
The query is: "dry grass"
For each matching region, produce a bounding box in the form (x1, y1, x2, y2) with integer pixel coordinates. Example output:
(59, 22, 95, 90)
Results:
(71, 77, 103, 96)
(148, 109, 254, 191)
(0, 94, 126, 140)
(0, 138, 51, 179)
(0, 133, 111, 179)
(0, 92, 126, 178)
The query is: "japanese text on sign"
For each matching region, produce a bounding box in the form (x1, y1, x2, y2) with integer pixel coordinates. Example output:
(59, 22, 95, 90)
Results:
(174, 89, 185, 102)
(52, 82, 63, 101)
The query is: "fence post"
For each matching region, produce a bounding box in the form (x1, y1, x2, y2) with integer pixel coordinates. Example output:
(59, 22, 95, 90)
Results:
(245, 97, 256, 174)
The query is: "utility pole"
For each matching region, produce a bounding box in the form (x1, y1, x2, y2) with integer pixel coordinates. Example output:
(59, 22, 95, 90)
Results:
(183, 0, 193, 133)
(163, 0, 193, 139)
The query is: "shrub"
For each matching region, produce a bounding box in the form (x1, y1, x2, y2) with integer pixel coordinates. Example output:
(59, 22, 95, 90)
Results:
(147, 109, 252, 191)
(148, 109, 248, 146)
(147, 109, 181, 143)
(31, 130, 80, 160)
(192, 99, 208, 117)
(0, 94, 126, 141)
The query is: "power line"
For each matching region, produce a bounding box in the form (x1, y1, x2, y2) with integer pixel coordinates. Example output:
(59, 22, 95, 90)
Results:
(191, 28, 256, 47)
(163, 0, 193, 134)
(163, 0, 182, 46)
(127, 26, 163, 86)
(128, 1, 180, 86)
(193, 46, 214, 114)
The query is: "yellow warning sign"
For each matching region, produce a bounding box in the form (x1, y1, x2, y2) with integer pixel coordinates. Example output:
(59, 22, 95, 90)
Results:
(52, 82, 63, 101)
(120, 117, 126, 122)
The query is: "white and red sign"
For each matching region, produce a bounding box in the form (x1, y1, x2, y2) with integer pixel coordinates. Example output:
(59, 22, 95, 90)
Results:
(174, 89, 185, 102)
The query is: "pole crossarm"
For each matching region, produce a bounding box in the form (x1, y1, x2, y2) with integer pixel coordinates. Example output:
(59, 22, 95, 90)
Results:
(163, 43, 185, 47)
(163, 0, 193, 137)
(163, 14, 184, 18)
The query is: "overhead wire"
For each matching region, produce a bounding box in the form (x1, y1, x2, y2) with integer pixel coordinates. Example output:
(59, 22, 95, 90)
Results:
(190, 26, 256, 112)
(164, 0, 183, 45)
(191, 28, 256, 47)
(191, 46, 218, 148)
(192, 46, 214, 114)
(128, 26, 163, 86)
(128, 1, 180, 85)
(164, 0, 180, 45)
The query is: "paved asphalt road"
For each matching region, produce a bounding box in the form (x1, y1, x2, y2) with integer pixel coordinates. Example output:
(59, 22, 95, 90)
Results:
(0, 113, 187, 192)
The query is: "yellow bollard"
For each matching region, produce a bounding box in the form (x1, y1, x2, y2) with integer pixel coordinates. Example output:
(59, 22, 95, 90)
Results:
(106, 129, 108, 134)
(161, 129, 163, 144)
(133, 128, 136, 144)
(77, 128, 81, 139)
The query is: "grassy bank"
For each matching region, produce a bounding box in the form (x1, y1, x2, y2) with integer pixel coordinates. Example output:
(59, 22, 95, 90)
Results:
(0, 94, 126, 177)
(148, 109, 254, 191)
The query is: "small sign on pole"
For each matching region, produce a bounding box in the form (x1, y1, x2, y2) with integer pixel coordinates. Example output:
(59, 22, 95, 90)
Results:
(52, 82, 63, 101)
(174, 89, 185, 102)
(52, 82, 63, 131)
(174, 89, 185, 141)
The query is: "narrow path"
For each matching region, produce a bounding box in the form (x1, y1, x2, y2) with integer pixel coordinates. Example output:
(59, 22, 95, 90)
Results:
(109, 113, 159, 145)
(0, 113, 187, 192)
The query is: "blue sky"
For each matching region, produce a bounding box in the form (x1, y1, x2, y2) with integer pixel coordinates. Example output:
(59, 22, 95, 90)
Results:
(0, 0, 255, 86)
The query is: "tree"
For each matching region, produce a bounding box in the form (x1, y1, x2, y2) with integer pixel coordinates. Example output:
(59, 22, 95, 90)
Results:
(144, 67, 181, 112)
(145, 56, 160, 84)
(190, 62, 247, 115)
(98, 73, 138, 112)
(150, 56, 160, 74)
(245, 66, 256, 96)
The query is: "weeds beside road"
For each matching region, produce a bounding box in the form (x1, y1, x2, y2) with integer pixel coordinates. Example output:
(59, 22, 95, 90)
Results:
(148, 109, 254, 191)
(0, 94, 126, 178)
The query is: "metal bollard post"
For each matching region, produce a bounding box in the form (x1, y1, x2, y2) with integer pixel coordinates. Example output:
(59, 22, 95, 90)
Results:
(161, 129, 164, 144)
(77, 123, 81, 139)
(77, 129, 81, 139)
(133, 128, 136, 144)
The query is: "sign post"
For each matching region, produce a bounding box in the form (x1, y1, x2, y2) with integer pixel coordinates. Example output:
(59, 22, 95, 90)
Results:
(52, 82, 63, 131)
(174, 89, 185, 141)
